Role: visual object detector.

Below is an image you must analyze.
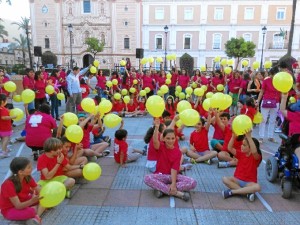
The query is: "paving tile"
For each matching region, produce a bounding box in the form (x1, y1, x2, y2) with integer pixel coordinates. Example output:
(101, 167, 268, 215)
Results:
(139, 190, 170, 208)
(252, 211, 300, 224)
(68, 189, 108, 206)
(191, 192, 213, 209)
(261, 193, 300, 211)
(81, 175, 115, 189)
(99, 165, 119, 176)
(135, 207, 177, 225)
(208, 193, 251, 210)
(175, 208, 198, 225)
(103, 190, 140, 207)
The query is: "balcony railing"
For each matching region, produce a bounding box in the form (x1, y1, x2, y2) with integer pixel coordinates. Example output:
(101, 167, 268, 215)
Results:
(268, 43, 288, 49)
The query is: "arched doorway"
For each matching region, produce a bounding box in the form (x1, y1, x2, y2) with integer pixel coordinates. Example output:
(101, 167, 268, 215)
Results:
(82, 54, 94, 67)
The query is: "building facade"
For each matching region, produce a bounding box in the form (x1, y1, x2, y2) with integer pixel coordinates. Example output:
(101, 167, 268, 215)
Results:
(29, 0, 142, 69)
(142, 0, 300, 70)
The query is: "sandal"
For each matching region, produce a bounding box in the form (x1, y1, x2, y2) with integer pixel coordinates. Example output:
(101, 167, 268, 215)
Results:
(268, 138, 278, 143)
(258, 138, 263, 144)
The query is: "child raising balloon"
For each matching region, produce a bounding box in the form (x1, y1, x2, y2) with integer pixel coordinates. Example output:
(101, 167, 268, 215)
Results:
(0, 157, 45, 224)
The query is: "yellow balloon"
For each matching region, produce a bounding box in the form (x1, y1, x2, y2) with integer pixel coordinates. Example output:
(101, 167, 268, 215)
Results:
(232, 115, 253, 135)
(106, 81, 112, 88)
(166, 73, 172, 79)
(206, 92, 213, 98)
(145, 87, 150, 93)
(120, 60, 126, 66)
(112, 79, 118, 85)
(123, 96, 130, 104)
(83, 162, 102, 181)
(40, 181, 66, 208)
(103, 114, 122, 128)
(179, 92, 186, 100)
(185, 87, 193, 95)
(202, 99, 211, 111)
(139, 90, 146, 97)
(9, 108, 24, 121)
(21, 89, 35, 104)
(177, 100, 192, 113)
(170, 53, 177, 61)
(176, 86, 182, 93)
(81, 98, 96, 113)
(160, 85, 169, 94)
(99, 100, 112, 114)
(57, 93, 65, 100)
(214, 56, 221, 62)
(66, 124, 84, 143)
(217, 84, 224, 91)
(114, 93, 121, 100)
(253, 112, 263, 124)
(176, 119, 183, 128)
(13, 95, 22, 102)
(200, 66, 206, 72)
(146, 95, 165, 117)
(157, 90, 163, 96)
(289, 96, 296, 104)
(45, 85, 55, 95)
(179, 109, 200, 126)
(201, 85, 207, 92)
(210, 92, 226, 108)
(220, 59, 227, 66)
(90, 66, 97, 74)
(224, 94, 233, 109)
(224, 67, 232, 74)
(133, 79, 138, 84)
(121, 89, 128, 96)
(273, 72, 293, 93)
(165, 79, 171, 84)
(242, 60, 249, 67)
(129, 87, 136, 93)
(227, 59, 234, 66)
(148, 57, 154, 63)
(194, 88, 204, 97)
(93, 60, 100, 67)
(141, 58, 148, 65)
(4, 81, 16, 92)
(63, 112, 78, 127)
(264, 61, 272, 69)
(156, 57, 163, 63)
(252, 61, 260, 70)
(166, 55, 172, 61)
(191, 82, 198, 88)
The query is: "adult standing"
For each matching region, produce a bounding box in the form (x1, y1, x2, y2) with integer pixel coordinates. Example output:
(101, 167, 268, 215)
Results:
(22, 68, 36, 115)
(66, 66, 90, 113)
(33, 71, 47, 110)
(247, 71, 263, 100)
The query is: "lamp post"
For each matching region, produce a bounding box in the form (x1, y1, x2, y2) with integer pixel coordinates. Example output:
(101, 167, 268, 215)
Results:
(260, 26, 267, 71)
(68, 24, 73, 69)
(164, 25, 169, 71)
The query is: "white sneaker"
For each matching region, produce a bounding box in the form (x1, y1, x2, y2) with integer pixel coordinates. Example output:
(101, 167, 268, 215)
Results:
(0, 152, 10, 159)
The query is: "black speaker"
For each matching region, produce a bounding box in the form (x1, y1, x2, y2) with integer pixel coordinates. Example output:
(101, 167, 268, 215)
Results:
(136, 48, 144, 59)
(34, 46, 42, 57)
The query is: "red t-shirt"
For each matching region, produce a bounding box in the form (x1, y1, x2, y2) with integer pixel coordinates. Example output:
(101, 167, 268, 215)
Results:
(0, 106, 11, 132)
(23, 76, 35, 89)
(37, 154, 68, 180)
(0, 178, 37, 210)
(262, 78, 280, 102)
(228, 77, 242, 93)
(221, 126, 232, 152)
(81, 124, 93, 149)
(96, 75, 106, 89)
(240, 105, 257, 121)
(177, 75, 190, 89)
(58, 71, 67, 87)
(170, 73, 178, 86)
(142, 76, 154, 90)
(239, 79, 249, 95)
(190, 128, 209, 152)
(156, 76, 166, 87)
(212, 123, 224, 140)
(25, 112, 57, 147)
(165, 104, 176, 117)
(0, 77, 10, 96)
(211, 76, 225, 89)
(286, 111, 300, 136)
(138, 102, 146, 111)
(114, 139, 128, 164)
(155, 141, 181, 174)
(112, 101, 125, 113)
(234, 148, 262, 182)
(147, 135, 160, 161)
(126, 103, 137, 112)
(34, 79, 46, 99)
(194, 104, 208, 118)
(80, 84, 90, 98)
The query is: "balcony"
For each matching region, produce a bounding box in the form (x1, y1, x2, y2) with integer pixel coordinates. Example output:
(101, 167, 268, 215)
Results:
(268, 43, 288, 49)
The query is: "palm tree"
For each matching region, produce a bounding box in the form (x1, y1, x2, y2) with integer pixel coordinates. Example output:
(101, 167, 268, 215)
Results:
(12, 34, 28, 65)
(0, 20, 8, 41)
(12, 17, 33, 68)
(287, 0, 297, 56)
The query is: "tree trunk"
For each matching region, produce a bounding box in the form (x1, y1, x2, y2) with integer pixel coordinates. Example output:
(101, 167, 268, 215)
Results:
(22, 50, 25, 65)
(26, 28, 32, 68)
(287, 0, 297, 56)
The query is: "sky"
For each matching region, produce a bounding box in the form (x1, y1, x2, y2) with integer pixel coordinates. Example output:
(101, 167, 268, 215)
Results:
(0, 0, 30, 21)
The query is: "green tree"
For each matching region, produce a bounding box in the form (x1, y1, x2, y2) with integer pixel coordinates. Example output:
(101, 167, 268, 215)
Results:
(41, 51, 57, 66)
(0, 20, 8, 41)
(12, 34, 28, 65)
(224, 37, 256, 70)
(85, 37, 105, 59)
(180, 53, 194, 76)
(12, 17, 33, 68)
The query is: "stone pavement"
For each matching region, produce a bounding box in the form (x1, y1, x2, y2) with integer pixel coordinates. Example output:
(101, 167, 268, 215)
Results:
(1, 101, 300, 225)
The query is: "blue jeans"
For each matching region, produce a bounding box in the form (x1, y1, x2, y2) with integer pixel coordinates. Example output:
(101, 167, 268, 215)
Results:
(50, 95, 59, 118)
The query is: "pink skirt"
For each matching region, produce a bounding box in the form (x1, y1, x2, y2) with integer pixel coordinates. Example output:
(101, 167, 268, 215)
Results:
(0, 130, 13, 137)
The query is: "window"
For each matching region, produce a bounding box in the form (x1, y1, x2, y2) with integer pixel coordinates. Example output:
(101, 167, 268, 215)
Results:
(212, 34, 222, 50)
(155, 35, 163, 49)
(273, 33, 284, 49)
(124, 5, 128, 11)
(244, 7, 254, 20)
(243, 33, 252, 42)
(184, 34, 191, 49)
(276, 8, 285, 20)
(124, 37, 130, 49)
(83, 0, 91, 13)
(124, 21, 128, 26)
(184, 7, 193, 20)
(155, 8, 164, 20)
(214, 7, 223, 20)
(45, 37, 50, 48)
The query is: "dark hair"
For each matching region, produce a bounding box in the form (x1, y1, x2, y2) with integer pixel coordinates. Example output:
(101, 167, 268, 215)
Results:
(166, 97, 175, 111)
(245, 97, 255, 108)
(243, 73, 250, 80)
(9, 157, 31, 193)
(80, 78, 86, 85)
(220, 112, 230, 120)
(28, 108, 37, 115)
(39, 103, 51, 114)
(73, 67, 79, 71)
(25, 68, 34, 75)
(162, 128, 175, 137)
(215, 70, 223, 79)
(199, 117, 205, 125)
(162, 110, 171, 119)
(50, 69, 58, 77)
(115, 129, 128, 140)
(61, 136, 70, 144)
(34, 71, 42, 80)
(52, 127, 66, 138)
(144, 124, 165, 144)
(0, 93, 7, 105)
(43, 137, 63, 152)
(269, 67, 279, 76)
(279, 61, 288, 69)
(94, 95, 101, 105)
(252, 137, 262, 165)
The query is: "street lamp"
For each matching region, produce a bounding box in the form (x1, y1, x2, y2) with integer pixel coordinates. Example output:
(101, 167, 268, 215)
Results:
(68, 24, 73, 69)
(260, 26, 267, 71)
(164, 25, 169, 71)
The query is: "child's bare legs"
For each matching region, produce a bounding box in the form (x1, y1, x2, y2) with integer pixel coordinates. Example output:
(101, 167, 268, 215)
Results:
(64, 169, 83, 178)
(75, 156, 88, 166)
(36, 205, 46, 217)
(64, 177, 75, 190)
(91, 142, 109, 155)
(295, 147, 300, 169)
(222, 176, 261, 195)
(187, 150, 217, 163)
(83, 148, 102, 157)
(218, 152, 237, 166)
(127, 148, 142, 163)
(1, 136, 10, 153)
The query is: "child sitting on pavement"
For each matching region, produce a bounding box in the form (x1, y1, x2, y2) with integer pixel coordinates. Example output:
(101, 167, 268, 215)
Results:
(91, 118, 111, 145)
(222, 130, 262, 202)
(113, 120, 143, 168)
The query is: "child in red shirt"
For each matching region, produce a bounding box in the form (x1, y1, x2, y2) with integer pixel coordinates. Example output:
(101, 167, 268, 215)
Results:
(165, 96, 176, 118)
(0, 157, 45, 224)
(80, 78, 90, 99)
(239, 98, 257, 121)
(0, 94, 16, 158)
(222, 130, 262, 202)
(113, 120, 143, 167)
(125, 98, 138, 117)
(111, 99, 125, 117)
(136, 97, 147, 116)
